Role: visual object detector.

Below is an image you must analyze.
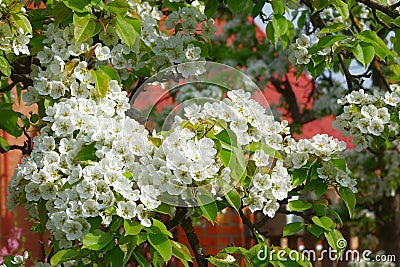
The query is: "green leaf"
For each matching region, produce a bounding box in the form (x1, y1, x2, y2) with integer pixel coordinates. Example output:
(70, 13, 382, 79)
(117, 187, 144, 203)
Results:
(0, 55, 11, 77)
(0, 110, 23, 137)
(356, 30, 391, 59)
(283, 222, 305, 237)
(332, 0, 349, 20)
(352, 43, 375, 67)
(124, 220, 143, 236)
(91, 69, 110, 98)
(197, 194, 218, 224)
(12, 14, 32, 34)
(215, 128, 237, 147)
(319, 23, 348, 34)
(208, 253, 239, 267)
(339, 187, 356, 218)
(327, 206, 343, 226)
(104, 0, 131, 13)
(144, 220, 165, 236)
(312, 216, 336, 232)
(153, 203, 174, 216)
(308, 35, 346, 54)
(331, 158, 347, 172)
(0, 136, 10, 153)
(205, 0, 219, 18)
(271, 1, 284, 15)
(252, 0, 266, 17)
(99, 65, 121, 83)
(148, 234, 172, 262)
(53, 2, 73, 26)
(50, 248, 90, 266)
(145, 218, 173, 238)
(73, 13, 96, 44)
(291, 169, 307, 187)
(303, 179, 327, 198)
(107, 246, 124, 267)
(227, 0, 247, 14)
(324, 229, 346, 254)
(133, 250, 151, 267)
(288, 200, 312, 211)
(115, 16, 140, 47)
(307, 225, 325, 237)
(312, 0, 330, 11)
(267, 14, 288, 47)
(63, 0, 91, 12)
(225, 187, 241, 212)
(82, 229, 113, 250)
(75, 143, 97, 161)
(171, 240, 193, 267)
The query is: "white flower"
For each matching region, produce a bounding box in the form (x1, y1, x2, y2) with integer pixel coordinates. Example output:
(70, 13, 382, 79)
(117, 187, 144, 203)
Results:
(361, 104, 378, 118)
(291, 152, 309, 169)
(25, 182, 41, 201)
(62, 220, 83, 240)
(295, 47, 311, 64)
(165, 12, 179, 30)
(368, 118, 384, 136)
(116, 201, 137, 219)
(95, 44, 111, 61)
(11, 251, 29, 266)
(185, 44, 201, 60)
(296, 34, 310, 48)
(137, 204, 152, 227)
(253, 150, 270, 167)
(262, 200, 280, 218)
(252, 173, 272, 191)
(243, 192, 264, 212)
(12, 34, 30, 55)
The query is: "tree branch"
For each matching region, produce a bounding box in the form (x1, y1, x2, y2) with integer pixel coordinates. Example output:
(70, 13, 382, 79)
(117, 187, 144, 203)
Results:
(181, 217, 209, 267)
(337, 53, 354, 92)
(166, 207, 188, 230)
(358, 0, 400, 19)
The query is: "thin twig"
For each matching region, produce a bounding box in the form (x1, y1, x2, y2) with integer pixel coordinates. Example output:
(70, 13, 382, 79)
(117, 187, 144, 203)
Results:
(337, 54, 354, 92)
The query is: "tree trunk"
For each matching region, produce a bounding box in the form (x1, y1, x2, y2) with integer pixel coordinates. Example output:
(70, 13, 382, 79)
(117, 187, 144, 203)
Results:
(376, 193, 400, 264)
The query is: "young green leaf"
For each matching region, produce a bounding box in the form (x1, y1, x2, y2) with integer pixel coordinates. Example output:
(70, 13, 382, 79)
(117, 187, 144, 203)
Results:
(352, 43, 375, 67)
(115, 16, 140, 47)
(283, 222, 305, 237)
(0, 136, 10, 153)
(288, 200, 312, 211)
(82, 229, 113, 250)
(339, 187, 356, 218)
(124, 220, 143, 236)
(73, 13, 96, 44)
(148, 234, 172, 262)
(50, 248, 90, 266)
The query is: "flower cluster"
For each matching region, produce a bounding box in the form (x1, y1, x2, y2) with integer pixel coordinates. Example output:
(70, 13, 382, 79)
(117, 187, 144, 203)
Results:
(140, 3, 216, 76)
(334, 86, 400, 151)
(0, 1, 31, 56)
(7, 80, 157, 248)
(285, 134, 357, 193)
(288, 34, 312, 65)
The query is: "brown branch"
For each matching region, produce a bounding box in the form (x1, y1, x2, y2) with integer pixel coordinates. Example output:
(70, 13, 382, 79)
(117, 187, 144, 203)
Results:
(181, 217, 209, 267)
(0, 82, 17, 93)
(357, 0, 400, 19)
(166, 207, 188, 230)
(270, 76, 316, 124)
(372, 8, 393, 30)
(337, 53, 354, 92)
